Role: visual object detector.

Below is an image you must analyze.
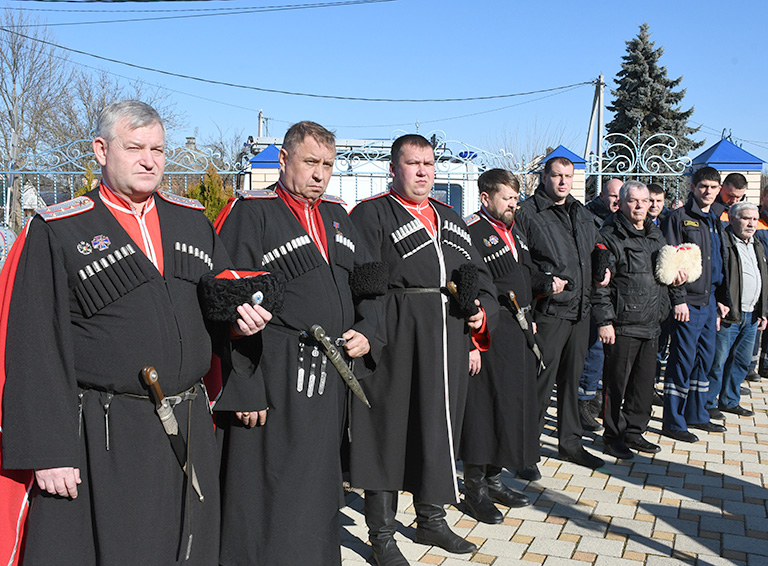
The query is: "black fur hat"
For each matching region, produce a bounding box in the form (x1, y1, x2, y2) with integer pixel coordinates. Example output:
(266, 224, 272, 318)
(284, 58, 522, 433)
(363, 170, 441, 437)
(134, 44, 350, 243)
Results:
(199, 269, 286, 323)
(592, 244, 611, 283)
(450, 263, 480, 317)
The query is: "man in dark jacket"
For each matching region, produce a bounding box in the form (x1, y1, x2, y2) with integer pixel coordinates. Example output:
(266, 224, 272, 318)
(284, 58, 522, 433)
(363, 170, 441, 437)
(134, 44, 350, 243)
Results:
(585, 178, 622, 227)
(516, 157, 609, 473)
(661, 166, 731, 442)
(748, 186, 768, 381)
(579, 178, 622, 432)
(710, 173, 748, 224)
(706, 201, 767, 419)
(593, 181, 681, 458)
(649, 183, 672, 400)
(648, 183, 670, 227)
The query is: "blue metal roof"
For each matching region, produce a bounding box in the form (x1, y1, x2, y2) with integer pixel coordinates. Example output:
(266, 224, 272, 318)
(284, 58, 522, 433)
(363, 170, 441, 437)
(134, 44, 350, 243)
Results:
(539, 145, 587, 169)
(250, 144, 280, 169)
(692, 138, 764, 171)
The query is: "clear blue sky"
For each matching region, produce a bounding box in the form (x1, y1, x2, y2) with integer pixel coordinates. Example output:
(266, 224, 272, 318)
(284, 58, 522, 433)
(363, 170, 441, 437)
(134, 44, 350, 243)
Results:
(7, 0, 768, 162)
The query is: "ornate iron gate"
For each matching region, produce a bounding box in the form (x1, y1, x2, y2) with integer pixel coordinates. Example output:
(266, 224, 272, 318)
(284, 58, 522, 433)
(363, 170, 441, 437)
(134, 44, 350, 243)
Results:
(586, 131, 692, 203)
(2, 129, 692, 233)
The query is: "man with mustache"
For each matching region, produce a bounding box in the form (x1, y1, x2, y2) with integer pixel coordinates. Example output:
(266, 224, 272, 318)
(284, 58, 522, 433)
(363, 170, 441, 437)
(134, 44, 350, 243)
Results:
(459, 169, 552, 523)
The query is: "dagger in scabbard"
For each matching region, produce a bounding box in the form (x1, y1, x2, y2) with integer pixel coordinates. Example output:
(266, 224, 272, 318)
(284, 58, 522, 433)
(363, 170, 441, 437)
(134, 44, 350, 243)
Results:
(506, 291, 546, 373)
(141, 366, 204, 502)
(310, 325, 371, 408)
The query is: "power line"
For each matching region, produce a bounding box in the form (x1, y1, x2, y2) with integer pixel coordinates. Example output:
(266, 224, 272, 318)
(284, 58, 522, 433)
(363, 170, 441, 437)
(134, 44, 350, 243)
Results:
(410, 85, 588, 126)
(31, 38, 588, 134)
(14, 0, 244, 3)
(23, 0, 357, 12)
(43, 40, 586, 132)
(17, 0, 397, 26)
(0, 27, 597, 103)
(690, 121, 768, 154)
(35, 44, 267, 117)
(321, 84, 589, 129)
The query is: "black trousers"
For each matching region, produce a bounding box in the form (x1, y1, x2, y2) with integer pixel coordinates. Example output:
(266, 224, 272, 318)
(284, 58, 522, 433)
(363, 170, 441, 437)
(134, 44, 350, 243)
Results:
(602, 334, 658, 443)
(535, 315, 590, 452)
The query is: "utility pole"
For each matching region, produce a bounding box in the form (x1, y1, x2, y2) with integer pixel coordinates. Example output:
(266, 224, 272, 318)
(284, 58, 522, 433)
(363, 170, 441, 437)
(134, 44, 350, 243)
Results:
(597, 74, 604, 196)
(258, 110, 263, 137)
(585, 79, 599, 158)
(584, 74, 605, 196)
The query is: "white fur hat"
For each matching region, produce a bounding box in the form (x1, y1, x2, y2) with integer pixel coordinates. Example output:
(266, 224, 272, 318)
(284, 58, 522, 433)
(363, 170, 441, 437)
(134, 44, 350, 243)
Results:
(656, 243, 702, 285)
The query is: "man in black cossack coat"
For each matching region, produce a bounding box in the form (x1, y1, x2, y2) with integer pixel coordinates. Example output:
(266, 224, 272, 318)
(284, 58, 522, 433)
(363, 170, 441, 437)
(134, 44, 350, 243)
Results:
(348, 134, 497, 566)
(459, 169, 557, 523)
(0, 101, 267, 566)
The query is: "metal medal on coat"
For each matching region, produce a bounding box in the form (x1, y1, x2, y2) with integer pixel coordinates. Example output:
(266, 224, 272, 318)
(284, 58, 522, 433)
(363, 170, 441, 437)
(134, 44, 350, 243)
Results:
(91, 234, 111, 251)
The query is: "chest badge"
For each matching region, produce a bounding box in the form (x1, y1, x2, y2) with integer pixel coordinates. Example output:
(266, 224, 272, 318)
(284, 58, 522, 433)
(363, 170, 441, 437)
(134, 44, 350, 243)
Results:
(91, 234, 111, 251)
(77, 241, 92, 255)
(333, 221, 342, 236)
(484, 235, 499, 247)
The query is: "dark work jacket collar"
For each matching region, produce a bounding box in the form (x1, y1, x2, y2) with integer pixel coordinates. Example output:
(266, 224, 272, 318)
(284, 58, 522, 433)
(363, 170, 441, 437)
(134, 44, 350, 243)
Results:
(586, 196, 612, 220)
(712, 194, 746, 219)
(616, 211, 643, 238)
(710, 196, 728, 221)
(531, 183, 577, 213)
(685, 193, 714, 221)
(604, 211, 663, 241)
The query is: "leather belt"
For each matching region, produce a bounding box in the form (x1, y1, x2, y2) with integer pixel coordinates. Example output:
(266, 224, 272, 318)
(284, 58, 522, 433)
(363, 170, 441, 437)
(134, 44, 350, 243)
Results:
(389, 287, 443, 294)
(77, 383, 199, 450)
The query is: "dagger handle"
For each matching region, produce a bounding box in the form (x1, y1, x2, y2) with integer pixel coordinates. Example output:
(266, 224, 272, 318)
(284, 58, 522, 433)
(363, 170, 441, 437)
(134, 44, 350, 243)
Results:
(507, 290, 522, 312)
(311, 325, 342, 366)
(141, 366, 178, 435)
(141, 366, 165, 406)
(446, 281, 459, 303)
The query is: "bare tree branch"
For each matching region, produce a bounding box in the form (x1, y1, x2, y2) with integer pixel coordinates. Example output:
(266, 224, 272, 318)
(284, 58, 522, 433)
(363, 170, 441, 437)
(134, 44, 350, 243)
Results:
(0, 7, 75, 160)
(54, 68, 187, 144)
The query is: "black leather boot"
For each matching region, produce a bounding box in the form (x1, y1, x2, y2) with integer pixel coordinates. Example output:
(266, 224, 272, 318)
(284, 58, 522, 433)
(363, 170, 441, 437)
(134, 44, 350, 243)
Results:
(413, 501, 477, 554)
(485, 465, 530, 508)
(462, 463, 503, 524)
(579, 399, 603, 431)
(364, 490, 408, 566)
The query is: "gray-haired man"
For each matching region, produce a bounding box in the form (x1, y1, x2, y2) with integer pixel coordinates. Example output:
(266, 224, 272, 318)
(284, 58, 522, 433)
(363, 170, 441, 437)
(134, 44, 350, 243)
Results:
(706, 201, 768, 418)
(1, 100, 267, 565)
(593, 181, 678, 458)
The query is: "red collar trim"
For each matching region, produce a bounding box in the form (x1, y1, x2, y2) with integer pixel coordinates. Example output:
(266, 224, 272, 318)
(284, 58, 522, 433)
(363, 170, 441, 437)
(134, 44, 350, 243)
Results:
(99, 183, 155, 216)
(390, 188, 431, 211)
(480, 206, 514, 232)
(276, 181, 320, 210)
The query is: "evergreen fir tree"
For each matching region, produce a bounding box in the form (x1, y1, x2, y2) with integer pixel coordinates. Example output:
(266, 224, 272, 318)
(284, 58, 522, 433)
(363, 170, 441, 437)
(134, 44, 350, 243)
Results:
(607, 23, 702, 159)
(186, 164, 232, 222)
(74, 163, 97, 197)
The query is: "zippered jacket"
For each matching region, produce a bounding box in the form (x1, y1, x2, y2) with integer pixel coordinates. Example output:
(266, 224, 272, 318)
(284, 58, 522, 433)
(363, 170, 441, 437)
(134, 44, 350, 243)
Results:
(592, 212, 669, 338)
(661, 194, 730, 308)
(721, 225, 768, 324)
(517, 185, 602, 321)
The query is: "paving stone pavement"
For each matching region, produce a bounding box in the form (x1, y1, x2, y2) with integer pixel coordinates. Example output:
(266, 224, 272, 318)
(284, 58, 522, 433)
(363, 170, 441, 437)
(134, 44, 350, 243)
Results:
(341, 379, 768, 565)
